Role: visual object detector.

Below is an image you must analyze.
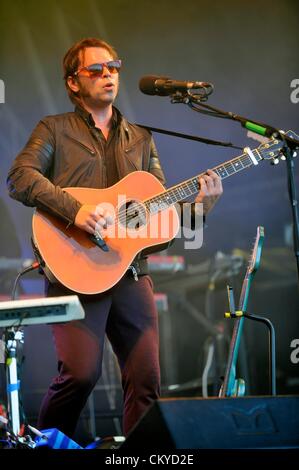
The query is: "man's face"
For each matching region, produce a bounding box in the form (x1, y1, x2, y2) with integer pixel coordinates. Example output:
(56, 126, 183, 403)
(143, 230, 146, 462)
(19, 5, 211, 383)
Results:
(71, 47, 120, 107)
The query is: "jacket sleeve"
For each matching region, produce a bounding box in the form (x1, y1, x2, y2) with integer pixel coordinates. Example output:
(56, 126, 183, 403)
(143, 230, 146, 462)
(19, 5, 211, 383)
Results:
(148, 137, 167, 186)
(7, 118, 82, 224)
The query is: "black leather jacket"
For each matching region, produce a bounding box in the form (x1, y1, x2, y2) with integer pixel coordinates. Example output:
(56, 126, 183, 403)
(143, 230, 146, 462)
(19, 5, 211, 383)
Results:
(7, 107, 201, 277)
(7, 106, 166, 225)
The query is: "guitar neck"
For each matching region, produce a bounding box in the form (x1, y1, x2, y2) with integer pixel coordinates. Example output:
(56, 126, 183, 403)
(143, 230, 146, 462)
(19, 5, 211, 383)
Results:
(238, 274, 252, 312)
(145, 147, 262, 213)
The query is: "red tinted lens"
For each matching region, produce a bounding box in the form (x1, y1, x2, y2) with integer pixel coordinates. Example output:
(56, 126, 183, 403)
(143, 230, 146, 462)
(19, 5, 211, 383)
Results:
(85, 61, 121, 77)
(86, 64, 104, 77)
(106, 61, 121, 73)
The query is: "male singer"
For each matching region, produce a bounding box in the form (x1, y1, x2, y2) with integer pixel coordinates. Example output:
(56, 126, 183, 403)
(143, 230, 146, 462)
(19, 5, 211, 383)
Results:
(7, 37, 223, 437)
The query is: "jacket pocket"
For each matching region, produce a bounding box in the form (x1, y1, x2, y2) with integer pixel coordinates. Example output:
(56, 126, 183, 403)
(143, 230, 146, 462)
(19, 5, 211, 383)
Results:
(63, 132, 96, 155)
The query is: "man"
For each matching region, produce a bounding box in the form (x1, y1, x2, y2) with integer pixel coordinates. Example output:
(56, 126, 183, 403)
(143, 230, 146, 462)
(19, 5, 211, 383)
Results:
(7, 37, 223, 438)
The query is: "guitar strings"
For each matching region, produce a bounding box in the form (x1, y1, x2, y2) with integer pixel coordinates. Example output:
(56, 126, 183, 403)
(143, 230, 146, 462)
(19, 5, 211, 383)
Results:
(116, 140, 276, 226)
(113, 145, 269, 228)
(114, 152, 255, 227)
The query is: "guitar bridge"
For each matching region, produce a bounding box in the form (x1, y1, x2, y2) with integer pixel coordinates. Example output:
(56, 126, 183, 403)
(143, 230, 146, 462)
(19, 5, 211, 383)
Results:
(89, 233, 109, 252)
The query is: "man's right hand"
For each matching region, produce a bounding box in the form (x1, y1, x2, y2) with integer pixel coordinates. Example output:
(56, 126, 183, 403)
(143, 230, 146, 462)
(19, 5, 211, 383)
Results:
(74, 204, 114, 235)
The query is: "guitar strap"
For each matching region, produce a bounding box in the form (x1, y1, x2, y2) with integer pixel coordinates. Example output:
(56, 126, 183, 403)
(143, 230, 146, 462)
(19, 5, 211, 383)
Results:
(136, 124, 242, 150)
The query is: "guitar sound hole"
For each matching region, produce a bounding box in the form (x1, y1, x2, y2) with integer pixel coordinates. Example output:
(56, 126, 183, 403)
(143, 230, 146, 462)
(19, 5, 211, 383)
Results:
(118, 200, 148, 230)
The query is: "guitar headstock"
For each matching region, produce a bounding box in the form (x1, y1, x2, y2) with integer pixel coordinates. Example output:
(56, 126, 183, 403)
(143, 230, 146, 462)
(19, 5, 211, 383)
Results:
(258, 130, 299, 164)
(248, 226, 265, 276)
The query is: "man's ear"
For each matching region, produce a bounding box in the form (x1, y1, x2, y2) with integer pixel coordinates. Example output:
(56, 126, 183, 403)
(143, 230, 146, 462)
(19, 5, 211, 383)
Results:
(67, 76, 80, 93)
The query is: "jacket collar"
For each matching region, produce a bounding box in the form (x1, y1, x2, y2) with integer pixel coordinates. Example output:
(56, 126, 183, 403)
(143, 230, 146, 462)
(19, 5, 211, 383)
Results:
(75, 105, 122, 130)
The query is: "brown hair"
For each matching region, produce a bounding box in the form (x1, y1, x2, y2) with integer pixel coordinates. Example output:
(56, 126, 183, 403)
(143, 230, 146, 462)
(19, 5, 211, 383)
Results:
(63, 37, 118, 105)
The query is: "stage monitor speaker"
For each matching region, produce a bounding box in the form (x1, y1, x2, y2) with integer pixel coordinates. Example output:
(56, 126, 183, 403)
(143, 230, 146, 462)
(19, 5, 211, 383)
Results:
(122, 396, 299, 449)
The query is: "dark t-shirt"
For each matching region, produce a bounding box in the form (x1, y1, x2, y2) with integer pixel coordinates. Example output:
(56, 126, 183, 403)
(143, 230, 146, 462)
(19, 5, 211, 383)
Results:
(76, 106, 120, 188)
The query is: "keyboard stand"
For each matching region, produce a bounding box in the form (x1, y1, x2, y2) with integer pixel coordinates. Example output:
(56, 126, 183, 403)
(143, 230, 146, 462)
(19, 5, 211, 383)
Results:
(5, 328, 23, 436)
(0, 295, 85, 442)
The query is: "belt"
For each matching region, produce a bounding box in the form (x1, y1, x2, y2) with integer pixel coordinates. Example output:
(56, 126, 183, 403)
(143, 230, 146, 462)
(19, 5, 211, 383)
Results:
(127, 257, 149, 280)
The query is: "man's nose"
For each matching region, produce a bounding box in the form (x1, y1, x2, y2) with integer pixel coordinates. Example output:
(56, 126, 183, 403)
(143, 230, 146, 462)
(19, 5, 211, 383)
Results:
(102, 64, 112, 77)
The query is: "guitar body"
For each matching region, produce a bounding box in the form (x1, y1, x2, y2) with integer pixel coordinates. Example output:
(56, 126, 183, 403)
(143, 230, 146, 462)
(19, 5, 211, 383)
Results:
(32, 171, 180, 294)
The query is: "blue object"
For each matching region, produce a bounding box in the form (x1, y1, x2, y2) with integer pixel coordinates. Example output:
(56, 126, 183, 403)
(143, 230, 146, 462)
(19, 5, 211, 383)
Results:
(85, 439, 102, 449)
(35, 428, 83, 449)
(7, 381, 20, 392)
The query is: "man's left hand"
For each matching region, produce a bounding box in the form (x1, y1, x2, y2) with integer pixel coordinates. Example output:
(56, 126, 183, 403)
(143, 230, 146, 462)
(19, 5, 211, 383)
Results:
(195, 169, 223, 215)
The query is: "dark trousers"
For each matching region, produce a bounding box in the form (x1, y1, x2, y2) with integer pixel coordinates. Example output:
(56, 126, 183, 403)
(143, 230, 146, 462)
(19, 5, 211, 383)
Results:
(37, 273, 160, 437)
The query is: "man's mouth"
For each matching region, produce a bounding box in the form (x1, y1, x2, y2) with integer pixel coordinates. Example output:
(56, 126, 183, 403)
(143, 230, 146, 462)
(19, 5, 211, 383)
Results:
(103, 83, 114, 91)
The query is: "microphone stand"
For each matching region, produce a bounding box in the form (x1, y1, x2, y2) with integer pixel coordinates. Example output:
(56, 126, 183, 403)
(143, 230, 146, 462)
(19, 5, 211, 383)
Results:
(169, 90, 299, 282)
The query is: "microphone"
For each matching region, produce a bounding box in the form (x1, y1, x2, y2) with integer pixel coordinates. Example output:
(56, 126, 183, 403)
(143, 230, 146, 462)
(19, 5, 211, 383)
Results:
(139, 75, 213, 96)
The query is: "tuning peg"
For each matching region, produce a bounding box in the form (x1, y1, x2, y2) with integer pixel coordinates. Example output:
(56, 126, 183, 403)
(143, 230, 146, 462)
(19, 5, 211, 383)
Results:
(271, 158, 280, 165)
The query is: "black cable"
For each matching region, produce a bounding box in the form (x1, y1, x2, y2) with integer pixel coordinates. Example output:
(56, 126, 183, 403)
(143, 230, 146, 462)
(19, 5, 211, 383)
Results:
(11, 262, 40, 301)
(188, 102, 233, 120)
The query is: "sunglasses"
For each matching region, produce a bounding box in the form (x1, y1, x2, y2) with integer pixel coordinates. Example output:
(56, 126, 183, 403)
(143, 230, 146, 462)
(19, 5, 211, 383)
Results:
(73, 60, 122, 78)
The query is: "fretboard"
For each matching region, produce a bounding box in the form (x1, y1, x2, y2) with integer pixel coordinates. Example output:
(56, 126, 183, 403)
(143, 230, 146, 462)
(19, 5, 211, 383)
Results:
(144, 147, 262, 214)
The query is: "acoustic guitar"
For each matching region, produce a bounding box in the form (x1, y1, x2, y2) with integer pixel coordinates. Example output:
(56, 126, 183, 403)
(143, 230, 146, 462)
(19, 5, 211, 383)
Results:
(32, 132, 295, 294)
